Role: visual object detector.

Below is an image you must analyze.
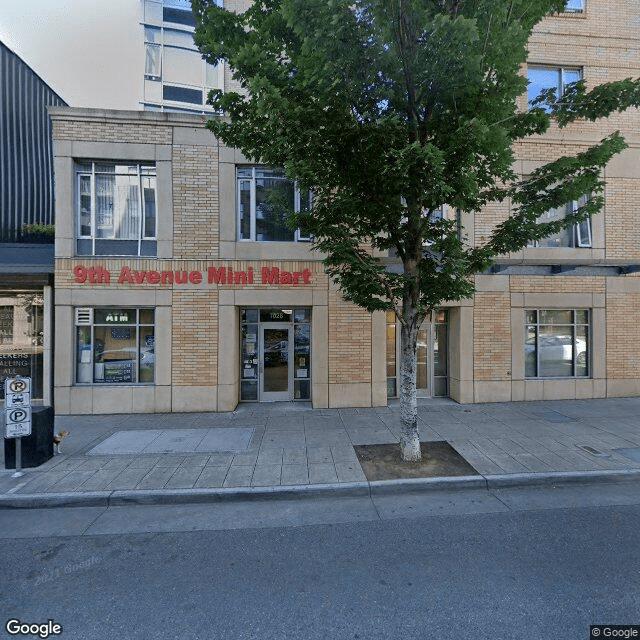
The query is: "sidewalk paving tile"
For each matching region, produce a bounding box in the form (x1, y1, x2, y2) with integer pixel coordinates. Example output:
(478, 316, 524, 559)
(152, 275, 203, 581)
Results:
(257, 448, 283, 465)
(308, 463, 339, 484)
(77, 469, 126, 491)
(206, 453, 235, 466)
(179, 454, 211, 468)
(194, 466, 229, 488)
(164, 466, 204, 489)
(281, 464, 309, 485)
(282, 448, 307, 465)
(306, 447, 333, 464)
(48, 471, 97, 492)
(335, 462, 367, 483)
(125, 456, 162, 470)
(330, 446, 359, 463)
(107, 467, 154, 491)
(223, 465, 254, 488)
(135, 467, 176, 490)
(251, 464, 282, 487)
(153, 456, 186, 467)
(16, 472, 73, 494)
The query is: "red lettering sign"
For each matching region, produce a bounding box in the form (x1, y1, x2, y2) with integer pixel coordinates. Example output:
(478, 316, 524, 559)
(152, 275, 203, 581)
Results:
(73, 264, 312, 287)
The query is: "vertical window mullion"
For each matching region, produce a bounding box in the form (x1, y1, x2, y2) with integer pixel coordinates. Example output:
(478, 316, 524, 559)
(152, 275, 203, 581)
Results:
(91, 166, 96, 255)
(135, 311, 139, 383)
(250, 169, 257, 241)
(535, 316, 540, 378)
(90, 324, 96, 383)
(137, 165, 143, 256)
(294, 182, 300, 242)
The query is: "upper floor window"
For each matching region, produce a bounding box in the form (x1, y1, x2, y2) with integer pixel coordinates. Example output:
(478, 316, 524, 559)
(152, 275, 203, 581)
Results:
(143, 0, 223, 114)
(528, 66, 582, 111)
(237, 167, 312, 242)
(76, 161, 157, 257)
(564, 0, 584, 12)
(528, 195, 591, 248)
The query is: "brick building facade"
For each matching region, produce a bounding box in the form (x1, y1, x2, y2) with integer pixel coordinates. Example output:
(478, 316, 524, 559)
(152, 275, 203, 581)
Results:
(50, 1, 640, 414)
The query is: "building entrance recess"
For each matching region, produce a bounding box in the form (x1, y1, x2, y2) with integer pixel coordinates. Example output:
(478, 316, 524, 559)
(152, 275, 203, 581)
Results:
(240, 308, 311, 402)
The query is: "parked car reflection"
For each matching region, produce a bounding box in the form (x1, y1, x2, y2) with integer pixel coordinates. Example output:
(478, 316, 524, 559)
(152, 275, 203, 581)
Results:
(526, 335, 587, 376)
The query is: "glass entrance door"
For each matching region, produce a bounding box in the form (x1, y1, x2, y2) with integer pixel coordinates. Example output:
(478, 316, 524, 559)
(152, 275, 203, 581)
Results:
(260, 325, 293, 401)
(386, 310, 449, 398)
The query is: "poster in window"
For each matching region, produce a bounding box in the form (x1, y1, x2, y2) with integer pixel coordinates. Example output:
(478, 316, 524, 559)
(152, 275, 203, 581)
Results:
(103, 361, 134, 383)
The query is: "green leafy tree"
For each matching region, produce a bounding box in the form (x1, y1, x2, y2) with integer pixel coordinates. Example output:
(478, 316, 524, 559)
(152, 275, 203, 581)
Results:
(192, 0, 640, 460)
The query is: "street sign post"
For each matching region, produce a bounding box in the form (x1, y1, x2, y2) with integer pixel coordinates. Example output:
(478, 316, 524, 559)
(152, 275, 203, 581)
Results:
(4, 376, 32, 477)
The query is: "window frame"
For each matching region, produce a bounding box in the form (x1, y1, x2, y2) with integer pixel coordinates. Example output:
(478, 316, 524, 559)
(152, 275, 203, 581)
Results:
(143, 0, 223, 114)
(525, 309, 590, 379)
(75, 161, 157, 257)
(527, 196, 592, 249)
(563, 0, 584, 13)
(527, 65, 582, 111)
(236, 166, 313, 243)
(75, 308, 155, 385)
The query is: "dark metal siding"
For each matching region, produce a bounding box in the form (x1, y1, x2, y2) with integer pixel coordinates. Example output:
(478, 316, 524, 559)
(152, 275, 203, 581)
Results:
(0, 41, 67, 243)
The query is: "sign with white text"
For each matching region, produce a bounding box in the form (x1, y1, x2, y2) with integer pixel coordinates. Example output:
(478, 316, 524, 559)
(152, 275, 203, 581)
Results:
(4, 376, 32, 438)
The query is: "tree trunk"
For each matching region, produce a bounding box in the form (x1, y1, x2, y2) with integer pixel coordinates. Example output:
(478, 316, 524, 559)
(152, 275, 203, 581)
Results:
(399, 316, 421, 462)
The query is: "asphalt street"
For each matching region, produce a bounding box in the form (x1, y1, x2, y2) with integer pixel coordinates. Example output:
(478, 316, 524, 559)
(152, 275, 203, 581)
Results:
(2, 485, 640, 640)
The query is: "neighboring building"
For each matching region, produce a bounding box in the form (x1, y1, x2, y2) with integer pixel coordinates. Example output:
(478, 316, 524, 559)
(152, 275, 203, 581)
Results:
(6, 0, 225, 114)
(0, 41, 67, 404)
(141, 0, 224, 114)
(50, 0, 640, 414)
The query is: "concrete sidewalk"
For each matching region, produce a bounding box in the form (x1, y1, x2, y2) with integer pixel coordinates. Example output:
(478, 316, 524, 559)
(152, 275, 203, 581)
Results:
(2, 397, 640, 508)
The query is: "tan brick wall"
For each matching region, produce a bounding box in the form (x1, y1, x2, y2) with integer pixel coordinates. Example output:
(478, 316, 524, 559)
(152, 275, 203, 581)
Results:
(51, 118, 172, 145)
(171, 290, 219, 386)
(510, 275, 606, 294)
(606, 290, 640, 380)
(328, 283, 372, 385)
(604, 178, 640, 261)
(473, 292, 511, 381)
(172, 144, 220, 259)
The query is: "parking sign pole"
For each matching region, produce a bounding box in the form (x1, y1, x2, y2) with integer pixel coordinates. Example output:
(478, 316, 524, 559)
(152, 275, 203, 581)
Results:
(13, 438, 23, 478)
(4, 375, 31, 477)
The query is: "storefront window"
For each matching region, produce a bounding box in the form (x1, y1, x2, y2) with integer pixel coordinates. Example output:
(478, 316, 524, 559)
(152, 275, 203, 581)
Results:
(75, 308, 155, 384)
(0, 291, 44, 401)
(525, 309, 589, 378)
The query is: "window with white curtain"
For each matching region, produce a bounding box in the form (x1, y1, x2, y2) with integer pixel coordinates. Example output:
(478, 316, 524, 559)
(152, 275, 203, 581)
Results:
(76, 162, 157, 256)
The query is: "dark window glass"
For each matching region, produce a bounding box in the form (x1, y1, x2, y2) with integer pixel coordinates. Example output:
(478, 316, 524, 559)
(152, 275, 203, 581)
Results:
(259, 309, 292, 323)
(163, 85, 203, 104)
(163, 7, 195, 27)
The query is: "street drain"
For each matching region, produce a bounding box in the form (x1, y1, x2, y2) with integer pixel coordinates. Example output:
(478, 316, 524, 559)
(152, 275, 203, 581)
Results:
(578, 445, 610, 458)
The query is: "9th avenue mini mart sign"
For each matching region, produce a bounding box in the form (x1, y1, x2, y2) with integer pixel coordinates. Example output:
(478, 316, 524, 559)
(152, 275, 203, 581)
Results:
(73, 264, 313, 288)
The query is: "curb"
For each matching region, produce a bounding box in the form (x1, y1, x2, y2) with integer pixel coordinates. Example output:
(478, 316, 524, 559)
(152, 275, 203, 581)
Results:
(2, 468, 640, 509)
(484, 468, 640, 489)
